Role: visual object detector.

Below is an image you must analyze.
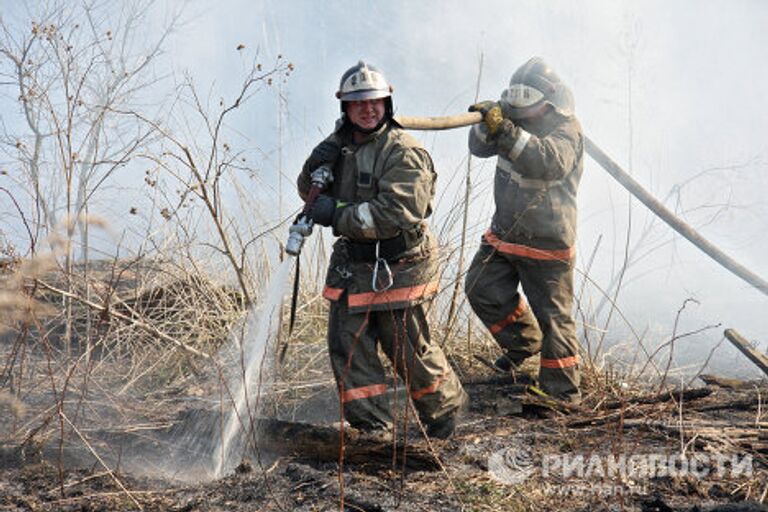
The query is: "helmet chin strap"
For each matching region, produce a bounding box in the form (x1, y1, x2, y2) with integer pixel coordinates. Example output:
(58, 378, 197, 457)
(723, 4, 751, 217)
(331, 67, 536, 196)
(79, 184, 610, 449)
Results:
(352, 118, 388, 135)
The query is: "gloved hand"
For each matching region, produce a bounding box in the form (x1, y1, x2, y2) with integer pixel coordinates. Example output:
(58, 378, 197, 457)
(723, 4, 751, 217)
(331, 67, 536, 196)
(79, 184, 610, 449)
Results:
(469, 101, 504, 136)
(495, 119, 522, 156)
(307, 140, 342, 171)
(308, 194, 338, 227)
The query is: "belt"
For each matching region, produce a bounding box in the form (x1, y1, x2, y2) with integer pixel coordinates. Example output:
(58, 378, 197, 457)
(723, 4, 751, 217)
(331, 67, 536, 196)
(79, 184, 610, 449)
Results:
(345, 232, 419, 262)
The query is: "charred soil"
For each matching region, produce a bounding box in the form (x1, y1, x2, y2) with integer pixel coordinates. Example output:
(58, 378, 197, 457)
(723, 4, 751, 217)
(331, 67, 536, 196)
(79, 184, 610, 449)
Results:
(1, 263, 766, 511)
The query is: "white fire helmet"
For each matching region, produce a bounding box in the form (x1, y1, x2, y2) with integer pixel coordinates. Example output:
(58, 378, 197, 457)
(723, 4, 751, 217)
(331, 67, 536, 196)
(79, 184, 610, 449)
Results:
(336, 61, 393, 103)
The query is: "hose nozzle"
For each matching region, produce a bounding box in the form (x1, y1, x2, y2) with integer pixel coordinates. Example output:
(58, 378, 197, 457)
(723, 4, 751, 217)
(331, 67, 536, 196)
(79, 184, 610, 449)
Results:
(285, 164, 333, 257)
(285, 216, 313, 256)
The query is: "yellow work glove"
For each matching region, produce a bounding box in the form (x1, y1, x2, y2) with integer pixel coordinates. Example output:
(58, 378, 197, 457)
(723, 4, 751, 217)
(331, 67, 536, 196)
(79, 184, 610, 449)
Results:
(468, 101, 504, 136)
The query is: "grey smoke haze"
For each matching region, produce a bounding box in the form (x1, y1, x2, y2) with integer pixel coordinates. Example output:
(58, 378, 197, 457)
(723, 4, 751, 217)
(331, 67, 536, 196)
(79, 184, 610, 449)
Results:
(1, 0, 767, 377)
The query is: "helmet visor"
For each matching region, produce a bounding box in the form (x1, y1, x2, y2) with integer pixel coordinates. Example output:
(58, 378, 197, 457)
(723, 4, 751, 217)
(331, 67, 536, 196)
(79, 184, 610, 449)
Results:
(501, 84, 544, 108)
(338, 69, 391, 101)
(339, 88, 391, 102)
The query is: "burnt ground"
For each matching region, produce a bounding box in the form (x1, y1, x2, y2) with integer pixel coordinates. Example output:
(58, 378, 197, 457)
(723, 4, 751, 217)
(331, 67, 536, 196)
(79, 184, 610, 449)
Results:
(0, 256, 766, 512)
(1, 364, 767, 512)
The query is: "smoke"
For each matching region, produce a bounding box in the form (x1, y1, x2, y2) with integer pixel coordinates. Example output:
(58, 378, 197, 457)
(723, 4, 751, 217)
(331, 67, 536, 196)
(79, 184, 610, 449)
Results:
(2, 0, 767, 377)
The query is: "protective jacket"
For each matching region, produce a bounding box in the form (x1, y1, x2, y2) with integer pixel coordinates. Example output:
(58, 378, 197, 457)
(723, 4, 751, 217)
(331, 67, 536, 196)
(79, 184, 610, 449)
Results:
(298, 120, 440, 314)
(468, 112, 584, 254)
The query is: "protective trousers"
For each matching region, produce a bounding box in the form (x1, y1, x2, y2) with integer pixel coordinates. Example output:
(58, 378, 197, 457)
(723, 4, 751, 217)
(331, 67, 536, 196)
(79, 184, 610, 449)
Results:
(327, 297, 466, 431)
(465, 243, 581, 402)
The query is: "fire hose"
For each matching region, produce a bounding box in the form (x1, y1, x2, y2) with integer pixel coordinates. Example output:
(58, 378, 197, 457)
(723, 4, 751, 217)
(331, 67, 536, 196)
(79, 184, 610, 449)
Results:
(283, 112, 768, 303)
(395, 112, 768, 297)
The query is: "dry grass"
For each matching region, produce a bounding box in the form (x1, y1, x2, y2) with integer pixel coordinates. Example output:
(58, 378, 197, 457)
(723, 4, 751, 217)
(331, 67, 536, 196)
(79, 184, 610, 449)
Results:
(0, 221, 724, 429)
(0, 177, 760, 512)
(1, 243, 764, 512)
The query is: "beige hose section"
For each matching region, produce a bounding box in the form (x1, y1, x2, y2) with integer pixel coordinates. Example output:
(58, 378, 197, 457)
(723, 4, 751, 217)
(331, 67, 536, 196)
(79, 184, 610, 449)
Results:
(395, 112, 484, 130)
(395, 112, 768, 297)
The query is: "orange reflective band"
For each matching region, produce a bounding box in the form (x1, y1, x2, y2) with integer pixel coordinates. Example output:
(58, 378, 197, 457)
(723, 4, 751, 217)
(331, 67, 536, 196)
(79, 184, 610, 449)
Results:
(483, 230, 575, 261)
(540, 356, 579, 369)
(323, 286, 344, 301)
(410, 374, 444, 400)
(489, 300, 527, 335)
(347, 281, 440, 308)
(340, 383, 388, 403)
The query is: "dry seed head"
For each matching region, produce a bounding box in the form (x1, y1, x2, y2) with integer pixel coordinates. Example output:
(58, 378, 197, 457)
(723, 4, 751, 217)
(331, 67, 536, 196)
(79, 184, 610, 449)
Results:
(19, 253, 54, 279)
(47, 232, 65, 250)
(0, 292, 26, 310)
(0, 291, 50, 327)
(0, 391, 26, 418)
(79, 214, 109, 230)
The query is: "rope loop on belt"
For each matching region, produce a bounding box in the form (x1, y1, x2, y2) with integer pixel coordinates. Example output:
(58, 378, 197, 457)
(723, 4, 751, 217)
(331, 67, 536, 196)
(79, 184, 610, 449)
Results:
(372, 241, 394, 292)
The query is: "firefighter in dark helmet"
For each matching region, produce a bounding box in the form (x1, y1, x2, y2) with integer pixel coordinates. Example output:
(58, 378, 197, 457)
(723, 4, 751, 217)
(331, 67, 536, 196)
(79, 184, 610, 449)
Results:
(465, 57, 584, 403)
(298, 61, 467, 437)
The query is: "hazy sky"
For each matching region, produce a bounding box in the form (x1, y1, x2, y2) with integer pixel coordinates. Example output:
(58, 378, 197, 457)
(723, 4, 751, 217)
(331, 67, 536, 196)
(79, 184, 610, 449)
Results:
(166, 0, 768, 375)
(2, 0, 767, 376)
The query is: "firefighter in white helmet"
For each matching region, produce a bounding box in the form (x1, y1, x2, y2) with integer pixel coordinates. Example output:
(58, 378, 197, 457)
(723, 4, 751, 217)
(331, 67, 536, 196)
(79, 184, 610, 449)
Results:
(297, 61, 467, 438)
(465, 57, 583, 403)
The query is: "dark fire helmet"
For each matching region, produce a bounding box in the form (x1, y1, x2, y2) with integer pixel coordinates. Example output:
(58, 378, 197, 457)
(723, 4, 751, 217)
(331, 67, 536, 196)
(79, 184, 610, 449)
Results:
(501, 57, 575, 119)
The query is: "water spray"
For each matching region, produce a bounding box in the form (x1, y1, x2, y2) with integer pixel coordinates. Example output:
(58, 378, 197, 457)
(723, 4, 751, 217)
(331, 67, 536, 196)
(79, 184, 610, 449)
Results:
(208, 166, 336, 477)
(211, 260, 294, 478)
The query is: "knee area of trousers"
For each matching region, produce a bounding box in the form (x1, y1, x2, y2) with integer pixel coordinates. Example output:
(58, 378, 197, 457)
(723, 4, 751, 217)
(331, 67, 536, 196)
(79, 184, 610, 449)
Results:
(464, 281, 498, 308)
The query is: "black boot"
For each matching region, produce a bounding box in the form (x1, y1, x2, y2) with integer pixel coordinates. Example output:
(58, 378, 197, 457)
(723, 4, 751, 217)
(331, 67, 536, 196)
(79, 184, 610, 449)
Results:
(426, 413, 457, 439)
(494, 354, 526, 372)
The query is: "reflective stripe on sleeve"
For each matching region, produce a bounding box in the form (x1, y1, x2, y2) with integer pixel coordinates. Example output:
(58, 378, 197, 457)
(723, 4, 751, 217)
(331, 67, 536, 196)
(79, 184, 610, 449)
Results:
(357, 203, 377, 238)
(483, 230, 575, 261)
(509, 129, 531, 160)
(540, 355, 579, 369)
(489, 300, 527, 334)
(347, 281, 439, 308)
(340, 383, 388, 403)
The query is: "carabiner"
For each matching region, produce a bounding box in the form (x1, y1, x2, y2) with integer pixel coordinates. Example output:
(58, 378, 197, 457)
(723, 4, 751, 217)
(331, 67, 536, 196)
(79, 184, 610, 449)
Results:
(371, 241, 393, 293)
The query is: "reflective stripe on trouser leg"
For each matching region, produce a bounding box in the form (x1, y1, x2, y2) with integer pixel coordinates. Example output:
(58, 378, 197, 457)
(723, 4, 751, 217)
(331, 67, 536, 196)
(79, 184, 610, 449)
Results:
(465, 244, 542, 361)
(327, 299, 392, 430)
(376, 304, 467, 424)
(518, 258, 581, 401)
